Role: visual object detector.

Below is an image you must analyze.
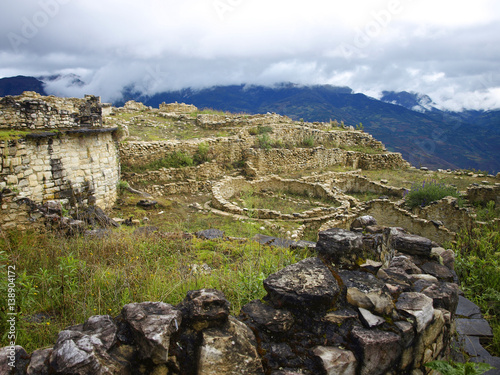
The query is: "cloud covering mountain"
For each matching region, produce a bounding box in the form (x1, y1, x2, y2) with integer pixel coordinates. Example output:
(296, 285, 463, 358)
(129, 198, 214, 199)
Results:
(1, 0, 500, 110)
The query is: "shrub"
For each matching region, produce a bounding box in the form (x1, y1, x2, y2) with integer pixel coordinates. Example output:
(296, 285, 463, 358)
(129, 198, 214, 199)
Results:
(194, 142, 210, 165)
(300, 135, 316, 148)
(425, 360, 493, 375)
(404, 180, 460, 208)
(249, 125, 273, 136)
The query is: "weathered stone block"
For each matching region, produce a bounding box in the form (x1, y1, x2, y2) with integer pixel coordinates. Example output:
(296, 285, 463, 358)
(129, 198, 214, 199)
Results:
(312, 346, 357, 375)
(263, 257, 340, 310)
(350, 327, 402, 375)
(122, 302, 182, 364)
(198, 316, 264, 375)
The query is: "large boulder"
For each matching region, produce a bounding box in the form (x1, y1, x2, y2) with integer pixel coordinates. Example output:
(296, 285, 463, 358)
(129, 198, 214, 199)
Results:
(241, 300, 295, 333)
(350, 327, 402, 375)
(263, 257, 340, 310)
(198, 316, 264, 375)
(178, 289, 230, 330)
(389, 228, 433, 257)
(121, 302, 181, 364)
(50, 315, 123, 375)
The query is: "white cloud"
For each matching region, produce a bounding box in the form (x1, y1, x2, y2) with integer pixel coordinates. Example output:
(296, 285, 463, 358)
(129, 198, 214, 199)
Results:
(0, 0, 499, 110)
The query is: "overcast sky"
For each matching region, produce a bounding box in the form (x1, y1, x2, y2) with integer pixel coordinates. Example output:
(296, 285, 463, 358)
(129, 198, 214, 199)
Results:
(1, 0, 499, 110)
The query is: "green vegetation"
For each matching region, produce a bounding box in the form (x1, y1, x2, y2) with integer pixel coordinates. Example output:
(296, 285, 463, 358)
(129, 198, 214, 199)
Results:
(248, 125, 273, 135)
(0, 130, 30, 141)
(454, 211, 500, 356)
(299, 135, 316, 148)
(425, 360, 493, 375)
(0, 229, 312, 352)
(404, 180, 460, 208)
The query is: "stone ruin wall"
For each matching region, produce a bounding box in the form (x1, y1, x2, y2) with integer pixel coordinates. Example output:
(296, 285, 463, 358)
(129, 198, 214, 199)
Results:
(0, 92, 106, 130)
(0, 225, 465, 375)
(245, 147, 410, 174)
(210, 176, 350, 220)
(0, 93, 119, 230)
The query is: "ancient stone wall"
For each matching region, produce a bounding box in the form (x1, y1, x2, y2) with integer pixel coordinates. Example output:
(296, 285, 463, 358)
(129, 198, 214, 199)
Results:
(245, 147, 409, 174)
(211, 176, 350, 220)
(159, 101, 198, 113)
(196, 113, 292, 129)
(0, 94, 119, 230)
(0, 92, 104, 130)
(328, 172, 407, 197)
(320, 199, 456, 245)
(0, 225, 461, 375)
(466, 184, 500, 206)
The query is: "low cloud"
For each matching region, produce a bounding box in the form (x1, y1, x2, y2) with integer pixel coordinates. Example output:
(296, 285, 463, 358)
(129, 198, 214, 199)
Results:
(1, 0, 499, 110)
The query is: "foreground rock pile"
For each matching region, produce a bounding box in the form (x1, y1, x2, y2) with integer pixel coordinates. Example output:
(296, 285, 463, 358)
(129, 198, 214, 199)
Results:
(1, 218, 465, 374)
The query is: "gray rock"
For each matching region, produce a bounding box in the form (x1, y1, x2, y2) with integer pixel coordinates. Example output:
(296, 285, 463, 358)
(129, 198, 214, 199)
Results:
(312, 346, 357, 375)
(0, 345, 30, 375)
(26, 348, 52, 375)
(178, 289, 230, 330)
(421, 282, 459, 314)
(263, 257, 340, 310)
(456, 296, 482, 319)
(241, 300, 294, 333)
(50, 315, 122, 375)
(122, 302, 182, 364)
(195, 229, 225, 240)
(136, 199, 158, 209)
(350, 327, 402, 375)
(396, 292, 434, 332)
(350, 215, 377, 230)
(420, 262, 454, 282)
(198, 316, 264, 375)
(389, 228, 433, 257)
(323, 308, 359, 325)
(252, 234, 295, 248)
(388, 255, 422, 274)
(395, 320, 415, 348)
(316, 228, 368, 268)
(358, 307, 385, 328)
(359, 259, 383, 273)
(339, 270, 394, 315)
(456, 319, 493, 337)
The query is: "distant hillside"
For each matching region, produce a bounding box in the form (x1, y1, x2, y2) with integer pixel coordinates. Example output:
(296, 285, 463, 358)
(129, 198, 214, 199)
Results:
(0, 76, 47, 97)
(123, 84, 500, 173)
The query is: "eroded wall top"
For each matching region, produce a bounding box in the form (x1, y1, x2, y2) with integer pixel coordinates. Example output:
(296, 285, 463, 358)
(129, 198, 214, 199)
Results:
(0, 91, 105, 130)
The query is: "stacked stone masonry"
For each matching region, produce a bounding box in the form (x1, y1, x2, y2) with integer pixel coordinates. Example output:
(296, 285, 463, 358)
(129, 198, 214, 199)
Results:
(0, 222, 463, 374)
(0, 93, 119, 230)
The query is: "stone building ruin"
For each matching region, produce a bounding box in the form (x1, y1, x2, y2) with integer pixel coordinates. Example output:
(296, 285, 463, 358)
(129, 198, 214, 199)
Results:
(0, 92, 119, 230)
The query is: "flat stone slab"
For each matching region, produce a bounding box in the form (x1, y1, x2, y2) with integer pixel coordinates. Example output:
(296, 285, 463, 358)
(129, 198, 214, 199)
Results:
(196, 229, 225, 240)
(252, 234, 296, 248)
(456, 296, 483, 319)
(263, 257, 340, 310)
(456, 318, 493, 337)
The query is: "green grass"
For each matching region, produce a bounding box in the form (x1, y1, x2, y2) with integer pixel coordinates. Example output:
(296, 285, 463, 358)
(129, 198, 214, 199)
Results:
(453, 205, 500, 356)
(0, 229, 312, 352)
(404, 180, 460, 208)
(0, 130, 31, 141)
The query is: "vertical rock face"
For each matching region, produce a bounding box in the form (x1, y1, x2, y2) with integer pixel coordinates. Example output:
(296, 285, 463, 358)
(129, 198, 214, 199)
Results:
(3, 226, 468, 375)
(350, 327, 402, 375)
(49, 315, 123, 375)
(198, 316, 264, 375)
(121, 302, 182, 364)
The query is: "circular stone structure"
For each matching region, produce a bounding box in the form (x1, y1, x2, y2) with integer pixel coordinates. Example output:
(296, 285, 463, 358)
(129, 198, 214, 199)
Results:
(210, 176, 350, 221)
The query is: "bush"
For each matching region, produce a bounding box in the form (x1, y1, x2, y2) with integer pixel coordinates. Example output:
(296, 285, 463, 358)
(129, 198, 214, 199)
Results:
(300, 135, 315, 148)
(194, 142, 210, 165)
(249, 125, 273, 136)
(404, 180, 460, 208)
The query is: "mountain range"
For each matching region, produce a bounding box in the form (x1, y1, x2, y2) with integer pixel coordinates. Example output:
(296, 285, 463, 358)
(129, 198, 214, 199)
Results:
(1, 76, 499, 173)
